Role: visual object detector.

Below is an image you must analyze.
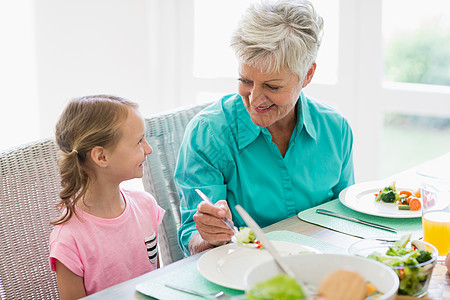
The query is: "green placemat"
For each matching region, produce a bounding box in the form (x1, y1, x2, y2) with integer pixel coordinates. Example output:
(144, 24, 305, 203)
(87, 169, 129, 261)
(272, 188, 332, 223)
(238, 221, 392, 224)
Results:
(266, 230, 346, 254)
(136, 261, 241, 300)
(136, 231, 345, 299)
(298, 199, 423, 240)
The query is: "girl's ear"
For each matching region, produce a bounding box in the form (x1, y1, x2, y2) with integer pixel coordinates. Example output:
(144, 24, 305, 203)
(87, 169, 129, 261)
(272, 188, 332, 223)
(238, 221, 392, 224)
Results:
(90, 146, 108, 167)
(302, 62, 317, 88)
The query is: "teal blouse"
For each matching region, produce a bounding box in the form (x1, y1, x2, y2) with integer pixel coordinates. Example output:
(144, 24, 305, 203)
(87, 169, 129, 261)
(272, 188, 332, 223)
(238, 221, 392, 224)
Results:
(174, 92, 354, 255)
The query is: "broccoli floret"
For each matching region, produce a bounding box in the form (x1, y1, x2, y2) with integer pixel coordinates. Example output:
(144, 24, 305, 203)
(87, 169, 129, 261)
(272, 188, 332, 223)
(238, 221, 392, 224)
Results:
(416, 250, 432, 264)
(376, 182, 400, 203)
(376, 190, 399, 203)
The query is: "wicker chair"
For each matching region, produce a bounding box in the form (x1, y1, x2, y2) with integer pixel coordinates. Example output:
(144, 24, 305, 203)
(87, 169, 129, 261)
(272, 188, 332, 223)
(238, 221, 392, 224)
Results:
(0, 139, 61, 299)
(142, 102, 211, 266)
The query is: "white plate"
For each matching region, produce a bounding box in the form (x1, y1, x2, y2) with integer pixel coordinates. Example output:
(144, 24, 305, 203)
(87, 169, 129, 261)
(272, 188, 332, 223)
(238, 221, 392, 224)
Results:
(197, 241, 320, 290)
(244, 253, 399, 300)
(339, 181, 420, 218)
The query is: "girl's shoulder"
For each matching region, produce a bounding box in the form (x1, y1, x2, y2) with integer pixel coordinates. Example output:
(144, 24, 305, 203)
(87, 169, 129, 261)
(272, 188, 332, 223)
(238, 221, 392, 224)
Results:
(121, 188, 155, 203)
(49, 213, 84, 246)
(121, 188, 162, 212)
(121, 187, 165, 226)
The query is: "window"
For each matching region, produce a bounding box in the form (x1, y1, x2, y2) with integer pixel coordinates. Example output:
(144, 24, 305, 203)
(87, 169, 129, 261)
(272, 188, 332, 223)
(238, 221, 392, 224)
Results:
(380, 0, 450, 177)
(381, 113, 450, 177)
(383, 0, 450, 86)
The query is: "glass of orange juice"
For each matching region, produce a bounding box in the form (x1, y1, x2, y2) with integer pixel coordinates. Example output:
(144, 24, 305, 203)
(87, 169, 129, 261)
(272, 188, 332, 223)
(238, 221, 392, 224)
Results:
(420, 174, 450, 260)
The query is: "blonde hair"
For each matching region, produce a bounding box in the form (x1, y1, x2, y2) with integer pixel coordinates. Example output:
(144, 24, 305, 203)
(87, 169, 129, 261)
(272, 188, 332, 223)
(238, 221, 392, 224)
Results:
(230, 0, 324, 82)
(51, 95, 138, 225)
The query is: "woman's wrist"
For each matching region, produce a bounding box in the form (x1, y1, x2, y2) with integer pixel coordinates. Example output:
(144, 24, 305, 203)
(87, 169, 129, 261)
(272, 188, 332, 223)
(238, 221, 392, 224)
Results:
(188, 234, 213, 255)
(188, 233, 229, 255)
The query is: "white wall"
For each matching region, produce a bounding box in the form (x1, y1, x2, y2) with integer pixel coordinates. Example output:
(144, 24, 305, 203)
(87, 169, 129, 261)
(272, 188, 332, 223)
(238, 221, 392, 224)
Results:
(34, 0, 152, 140)
(0, 0, 39, 148)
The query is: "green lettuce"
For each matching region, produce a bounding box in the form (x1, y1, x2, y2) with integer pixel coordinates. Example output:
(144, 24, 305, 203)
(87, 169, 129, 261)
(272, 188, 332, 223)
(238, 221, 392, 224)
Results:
(246, 274, 305, 300)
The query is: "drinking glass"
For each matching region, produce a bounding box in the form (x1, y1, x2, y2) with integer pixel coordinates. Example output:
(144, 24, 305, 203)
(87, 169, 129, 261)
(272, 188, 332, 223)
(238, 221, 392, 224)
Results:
(419, 173, 450, 260)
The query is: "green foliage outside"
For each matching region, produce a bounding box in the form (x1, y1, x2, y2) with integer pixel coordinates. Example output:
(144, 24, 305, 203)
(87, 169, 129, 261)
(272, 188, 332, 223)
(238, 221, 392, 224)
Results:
(384, 22, 450, 86)
(380, 118, 450, 177)
(380, 22, 450, 178)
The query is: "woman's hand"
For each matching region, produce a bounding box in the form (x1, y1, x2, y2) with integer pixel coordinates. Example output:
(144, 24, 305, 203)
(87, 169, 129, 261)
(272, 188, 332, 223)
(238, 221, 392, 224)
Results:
(188, 200, 235, 254)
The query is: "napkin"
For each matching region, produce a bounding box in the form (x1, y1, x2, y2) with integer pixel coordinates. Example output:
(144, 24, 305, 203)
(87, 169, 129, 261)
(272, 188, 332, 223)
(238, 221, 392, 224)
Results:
(297, 199, 423, 240)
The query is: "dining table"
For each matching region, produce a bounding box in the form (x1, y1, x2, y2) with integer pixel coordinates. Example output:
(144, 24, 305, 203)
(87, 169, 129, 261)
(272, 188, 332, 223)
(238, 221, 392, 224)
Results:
(83, 152, 450, 300)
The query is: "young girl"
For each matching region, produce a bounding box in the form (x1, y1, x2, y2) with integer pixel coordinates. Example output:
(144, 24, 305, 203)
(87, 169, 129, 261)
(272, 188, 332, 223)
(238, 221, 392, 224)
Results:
(49, 95, 165, 299)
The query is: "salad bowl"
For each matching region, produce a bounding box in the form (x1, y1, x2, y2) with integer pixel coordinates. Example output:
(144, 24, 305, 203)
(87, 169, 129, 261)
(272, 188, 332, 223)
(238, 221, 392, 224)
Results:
(348, 237, 438, 297)
(244, 253, 399, 300)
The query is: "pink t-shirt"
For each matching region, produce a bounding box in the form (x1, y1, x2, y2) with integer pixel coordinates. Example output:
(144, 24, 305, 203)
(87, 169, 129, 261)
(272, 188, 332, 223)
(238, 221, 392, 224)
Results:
(49, 188, 165, 295)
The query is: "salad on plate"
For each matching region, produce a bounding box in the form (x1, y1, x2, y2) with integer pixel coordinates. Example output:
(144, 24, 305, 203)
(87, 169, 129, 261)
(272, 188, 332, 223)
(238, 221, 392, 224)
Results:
(233, 227, 263, 249)
(375, 181, 421, 211)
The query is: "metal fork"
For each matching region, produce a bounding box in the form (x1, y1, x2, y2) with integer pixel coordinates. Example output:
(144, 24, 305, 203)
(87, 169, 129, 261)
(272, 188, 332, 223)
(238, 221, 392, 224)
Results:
(165, 283, 230, 299)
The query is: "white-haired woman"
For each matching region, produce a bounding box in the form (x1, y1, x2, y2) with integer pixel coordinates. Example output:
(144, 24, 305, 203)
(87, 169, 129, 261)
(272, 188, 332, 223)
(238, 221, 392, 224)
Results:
(175, 0, 355, 255)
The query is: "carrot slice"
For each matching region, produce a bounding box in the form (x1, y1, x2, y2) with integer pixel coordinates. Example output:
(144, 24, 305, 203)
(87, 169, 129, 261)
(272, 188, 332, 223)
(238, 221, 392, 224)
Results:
(414, 188, 421, 198)
(366, 282, 377, 295)
(409, 197, 421, 211)
(399, 190, 412, 197)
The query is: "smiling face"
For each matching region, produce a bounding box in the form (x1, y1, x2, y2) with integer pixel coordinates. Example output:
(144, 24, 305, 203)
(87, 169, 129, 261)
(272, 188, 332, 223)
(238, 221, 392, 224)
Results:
(238, 63, 308, 131)
(105, 107, 152, 183)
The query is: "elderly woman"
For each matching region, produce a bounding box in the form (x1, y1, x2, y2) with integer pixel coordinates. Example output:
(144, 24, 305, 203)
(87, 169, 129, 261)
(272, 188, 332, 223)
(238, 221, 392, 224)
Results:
(174, 0, 354, 256)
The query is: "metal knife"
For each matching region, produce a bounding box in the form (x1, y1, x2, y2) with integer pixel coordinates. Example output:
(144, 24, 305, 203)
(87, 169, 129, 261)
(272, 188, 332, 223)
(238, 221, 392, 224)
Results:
(235, 204, 296, 278)
(195, 189, 238, 234)
(316, 209, 398, 233)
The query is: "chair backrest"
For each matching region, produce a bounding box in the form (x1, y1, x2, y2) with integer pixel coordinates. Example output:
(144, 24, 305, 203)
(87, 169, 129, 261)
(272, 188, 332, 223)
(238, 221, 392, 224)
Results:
(142, 102, 211, 266)
(0, 139, 61, 300)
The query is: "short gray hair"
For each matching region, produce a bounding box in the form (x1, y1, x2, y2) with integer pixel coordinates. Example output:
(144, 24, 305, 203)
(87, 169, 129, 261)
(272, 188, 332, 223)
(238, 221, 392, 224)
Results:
(230, 0, 324, 82)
